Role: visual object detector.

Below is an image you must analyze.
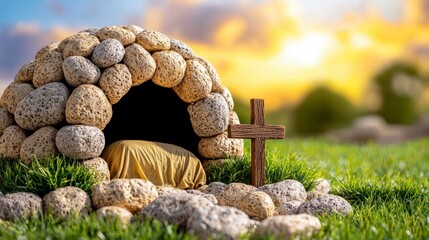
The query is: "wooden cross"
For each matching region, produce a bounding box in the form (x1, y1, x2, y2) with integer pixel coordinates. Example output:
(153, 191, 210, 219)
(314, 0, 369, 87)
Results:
(228, 99, 285, 187)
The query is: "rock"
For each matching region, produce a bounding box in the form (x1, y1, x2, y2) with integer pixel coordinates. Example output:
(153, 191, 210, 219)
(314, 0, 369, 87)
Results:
(239, 191, 275, 220)
(78, 28, 99, 35)
(14, 61, 36, 83)
(219, 86, 234, 112)
(198, 132, 244, 159)
(201, 182, 226, 198)
(99, 64, 132, 104)
(81, 157, 110, 181)
(0, 192, 42, 221)
(306, 191, 328, 201)
(173, 59, 212, 103)
(60, 33, 100, 58)
(56, 125, 105, 160)
(217, 183, 257, 207)
(1, 83, 35, 114)
(96, 206, 133, 225)
(136, 30, 170, 52)
(123, 43, 156, 86)
(258, 180, 307, 205)
(65, 84, 112, 130)
(0, 107, 14, 135)
(35, 41, 60, 60)
(275, 201, 302, 215)
(92, 179, 158, 212)
(151, 51, 186, 88)
(138, 192, 213, 228)
(187, 205, 251, 240)
(229, 111, 240, 125)
(195, 57, 222, 92)
(252, 214, 321, 240)
(298, 195, 353, 216)
(0, 125, 27, 159)
(33, 51, 64, 87)
(121, 25, 144, 35)
(170, 38, 196, 60)
(188, 93, 229, 137)
(43, 186, 92, 220)
(96, 26, 135, 46)
(14, 82, 69, 130)
(157, 186, 186, 196)
(20, 126, 58, 163)
(91, 39, 125, 68)
(185, 190, 218, 205)
(62, 56, 101, 87)
(314, 178, 331, 194)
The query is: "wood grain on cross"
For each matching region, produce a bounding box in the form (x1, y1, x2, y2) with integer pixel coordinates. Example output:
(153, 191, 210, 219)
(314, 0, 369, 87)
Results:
(228, 99, 285, 187)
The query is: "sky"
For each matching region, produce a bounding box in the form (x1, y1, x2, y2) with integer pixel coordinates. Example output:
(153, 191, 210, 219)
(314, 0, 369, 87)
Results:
(0, 0, 428, 110)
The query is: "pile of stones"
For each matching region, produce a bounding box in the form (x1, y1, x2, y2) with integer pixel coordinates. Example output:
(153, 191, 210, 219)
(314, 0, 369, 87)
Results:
(0, 24, 243, 165)
(0, 178, 352, 239)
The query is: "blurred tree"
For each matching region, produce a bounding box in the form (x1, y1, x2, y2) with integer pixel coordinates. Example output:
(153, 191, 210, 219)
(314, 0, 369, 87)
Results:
(373, 63, 423, 124)
(233, 96, 250, 124)
(292, 86, 358, 135)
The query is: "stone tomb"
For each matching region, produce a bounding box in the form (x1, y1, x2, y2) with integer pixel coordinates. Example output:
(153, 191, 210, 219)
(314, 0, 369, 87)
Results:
(0, 25, 244, 165)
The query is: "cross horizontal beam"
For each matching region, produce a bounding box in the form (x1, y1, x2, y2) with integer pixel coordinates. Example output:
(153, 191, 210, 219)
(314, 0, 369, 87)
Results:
(228, 124, 285, 139)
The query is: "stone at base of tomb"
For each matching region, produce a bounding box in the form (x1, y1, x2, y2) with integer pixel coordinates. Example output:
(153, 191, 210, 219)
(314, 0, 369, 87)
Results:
(81, 157, 110, 181)
(1, 83, 34, 114)
(258, 180, 307, 205)
(0, 107, 14, 135)
(96, 206, 133, 225)
(20, 126, 58, 163)
(185, 190, 218, 205)
(274, 201, 302, 216)
(201, 181, 226, 197)
(238, 191, 275, 220)
(198, 132, 244, 159)
(298, 194, 353, 216)
(0, 125, 27, 159)
(216, 183, 257, 207)
(156, 186, 186, 196)
(0, 192, 42, 221)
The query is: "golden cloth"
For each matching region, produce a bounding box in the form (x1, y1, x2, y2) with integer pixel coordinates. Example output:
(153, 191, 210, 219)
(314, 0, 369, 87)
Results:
(101, 140, 206, 189)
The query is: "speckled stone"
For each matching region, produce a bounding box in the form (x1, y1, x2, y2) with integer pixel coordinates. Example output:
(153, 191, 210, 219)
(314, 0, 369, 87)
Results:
(98, 64, 132, 104)
(152, 51, 186, 88)
(187, 205, 251, 240)
(198, 132, 244, 159)
(56, 125, 105, 160)
(275, 201, 302, 216)
(43, 186, 92, 220)
(121, 25, 144, 36)
(219, 86, 234, 112)
(0, 125, 27, 159)
(20, 126, 58, 163)
(14, 61, 36, 83)
(314, 179, 331, 194)
(195, 57, 222, 92)
(81, 157, 110, 181)
(123, 43, 156, 86)
(65, 84, 112, 130)
(239, 191, 274, 220)
(185, 190, 218, 205)
(63, 56, 101, 87)
(33, 51, 64, 87)
(92, 179, 158, 213)
(217, 183, 257, 208)
(201, 182, 226, 197)
(156, 186, 186, 196)
(298, 195, 353, 216)
(306, 191, 328, 201)
(59, 33, 100, 58)
(35, 41, 60, 60)
(96, 206, 133, 225)
(78, 28, 100, 35)
(188, 93, 229, 137)
(136, 30, 170, 52)
(173, 59, 212, 103)
(170, 39, 196, 60)
(258, 180, 307, 206)
(14, 82, 69, 130)
(96, 26, 136, 46)
(252, 214, 321, 240)
(91, 39, 125, 68)
(138, 193, 213, 228)
(1, 83, 35, 114)
(0, 192, 42, 221)
(0, 107, 14, 135)
(229, 111, 240, 125)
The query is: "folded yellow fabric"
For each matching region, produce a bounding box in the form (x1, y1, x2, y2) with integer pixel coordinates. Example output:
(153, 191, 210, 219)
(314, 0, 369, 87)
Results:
(101, 140, 206, 189)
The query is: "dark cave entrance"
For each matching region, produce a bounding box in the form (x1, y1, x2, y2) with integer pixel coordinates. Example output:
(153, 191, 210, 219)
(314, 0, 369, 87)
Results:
(103, 80, 201, 158)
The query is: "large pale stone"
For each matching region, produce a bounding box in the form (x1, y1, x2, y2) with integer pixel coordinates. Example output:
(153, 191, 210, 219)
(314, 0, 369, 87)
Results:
(20, 126, 58, 163)
(156, 186, 186, 196)
(121, 25, 144, 35)
(136, 30, 170, 52)
(0, 107, 14, 135)
(314, 178, 331, 194)
(43, 186, 92, 220)
(201, 181, 226, 197)
(96, 26, 135, 46)
(35, 41, 60, 60)
(14, 61, 36, 83)
(66, 84, 112, 130)
(33, 51, 64, 87)
(239, 191, 275, 220)
(217, 183, 257, 208)
(1, 83, 34, 114)
(96, 206, 133, 225)
(152, 51, 186, 88)
(63, 56, 101, 87)
(170, 38, 196, 60)
(258, 180, 307, 205)
(275, 201, 302, 215)
(92, 179, 158, 213)
(198, 132, 244, 159)
(59, 33, 100, 58)
(0, 192, 42, 221)
(91, 38, 125, 68)
(185, 190, 218, 205)
(219, 85, 234, 112)
(99, 64, 132, 104)
(123, 43, 156, 86)
(14, 82, 69, 130)
(0, 125, 27, 159)
(188, 93, 229, 137)
(173, 59, 212, 103)
(81, 157, 110, 181)
(195, 57, 222, 92)
(56, 125, 105, 160)
(298, 195, 353, 216)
